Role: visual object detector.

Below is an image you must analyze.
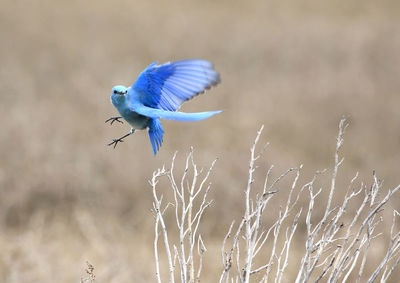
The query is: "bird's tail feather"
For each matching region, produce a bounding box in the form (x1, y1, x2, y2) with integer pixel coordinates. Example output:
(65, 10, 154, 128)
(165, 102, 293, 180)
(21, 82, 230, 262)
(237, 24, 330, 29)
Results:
(148, 119, 164, 155)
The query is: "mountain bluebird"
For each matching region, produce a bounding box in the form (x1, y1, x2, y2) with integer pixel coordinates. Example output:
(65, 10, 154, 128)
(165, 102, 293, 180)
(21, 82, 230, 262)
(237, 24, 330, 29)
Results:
(106, 59, 221, 155)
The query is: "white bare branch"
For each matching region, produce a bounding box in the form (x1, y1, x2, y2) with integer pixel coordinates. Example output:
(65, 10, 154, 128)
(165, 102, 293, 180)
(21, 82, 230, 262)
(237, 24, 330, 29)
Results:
(150, 149, 217, 283)
(148, 118, 400, 283)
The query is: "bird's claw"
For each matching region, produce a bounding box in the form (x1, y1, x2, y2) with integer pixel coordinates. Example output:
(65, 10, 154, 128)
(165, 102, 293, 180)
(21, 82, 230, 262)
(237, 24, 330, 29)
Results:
(105, 117, 124, 125)
(108, 138, 124, 149)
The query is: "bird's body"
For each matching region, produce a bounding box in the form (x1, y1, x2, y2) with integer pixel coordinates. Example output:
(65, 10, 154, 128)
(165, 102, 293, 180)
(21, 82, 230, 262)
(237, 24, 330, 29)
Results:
(120, 109, 150, 130)
(107, 59, 221, 155)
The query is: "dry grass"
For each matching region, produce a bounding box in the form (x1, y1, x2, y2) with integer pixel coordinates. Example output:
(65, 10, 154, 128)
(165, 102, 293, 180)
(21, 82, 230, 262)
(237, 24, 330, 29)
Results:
(1, 0, 400, 282)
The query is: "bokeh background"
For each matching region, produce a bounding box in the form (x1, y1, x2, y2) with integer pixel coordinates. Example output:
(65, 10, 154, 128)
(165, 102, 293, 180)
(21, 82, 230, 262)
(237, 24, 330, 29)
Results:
(1, 0, 399, 282)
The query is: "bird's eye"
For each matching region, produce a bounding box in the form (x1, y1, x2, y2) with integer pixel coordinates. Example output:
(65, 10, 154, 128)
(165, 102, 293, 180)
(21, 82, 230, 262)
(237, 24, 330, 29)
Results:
(113, 90, 117, 94)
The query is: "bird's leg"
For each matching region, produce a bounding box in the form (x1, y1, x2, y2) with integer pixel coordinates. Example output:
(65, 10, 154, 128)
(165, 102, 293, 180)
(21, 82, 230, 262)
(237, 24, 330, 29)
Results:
(108, 128, 135, 148)
(105, 116, 124, 125)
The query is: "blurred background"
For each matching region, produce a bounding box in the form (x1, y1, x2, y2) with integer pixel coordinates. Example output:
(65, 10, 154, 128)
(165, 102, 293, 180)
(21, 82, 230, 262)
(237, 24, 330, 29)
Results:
(1, 0, 399, 282)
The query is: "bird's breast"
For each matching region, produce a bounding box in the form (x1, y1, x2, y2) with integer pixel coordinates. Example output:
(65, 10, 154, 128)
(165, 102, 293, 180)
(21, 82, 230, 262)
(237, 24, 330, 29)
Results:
(121, 109, 150, 130)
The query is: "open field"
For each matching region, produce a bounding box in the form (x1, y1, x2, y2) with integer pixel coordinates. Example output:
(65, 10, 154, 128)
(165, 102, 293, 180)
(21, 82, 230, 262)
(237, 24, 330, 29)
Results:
(1, 0, 400, 282)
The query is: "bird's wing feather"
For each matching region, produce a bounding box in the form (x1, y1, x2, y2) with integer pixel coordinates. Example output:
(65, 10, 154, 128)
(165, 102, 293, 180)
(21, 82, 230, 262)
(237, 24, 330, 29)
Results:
(132, 104, 222, 122)
(132, 60, 220, 111)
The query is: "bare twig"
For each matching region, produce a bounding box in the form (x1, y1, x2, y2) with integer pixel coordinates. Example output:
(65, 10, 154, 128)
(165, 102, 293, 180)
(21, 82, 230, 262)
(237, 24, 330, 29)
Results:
(150, 149, 217, 283)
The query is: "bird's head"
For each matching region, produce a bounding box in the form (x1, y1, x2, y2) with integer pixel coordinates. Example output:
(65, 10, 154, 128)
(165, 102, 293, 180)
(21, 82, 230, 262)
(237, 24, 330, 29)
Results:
(110, 85, 128, 107)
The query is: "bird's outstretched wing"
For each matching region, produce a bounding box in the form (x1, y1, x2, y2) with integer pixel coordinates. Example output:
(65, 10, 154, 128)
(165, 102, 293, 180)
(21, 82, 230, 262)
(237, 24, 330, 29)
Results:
(133, 104, 222, 121)
(132, 59, 220, 111)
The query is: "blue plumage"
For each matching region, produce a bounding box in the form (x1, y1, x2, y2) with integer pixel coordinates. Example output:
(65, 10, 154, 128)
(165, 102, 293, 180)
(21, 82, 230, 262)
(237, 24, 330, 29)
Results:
(107, 59, 221, 155)
(148, 119, 164, 155)
(133, 60, 220, 111)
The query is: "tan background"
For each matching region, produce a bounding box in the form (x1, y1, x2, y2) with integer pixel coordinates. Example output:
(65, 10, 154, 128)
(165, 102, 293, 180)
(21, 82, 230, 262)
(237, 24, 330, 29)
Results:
(1, 0, 399, 282)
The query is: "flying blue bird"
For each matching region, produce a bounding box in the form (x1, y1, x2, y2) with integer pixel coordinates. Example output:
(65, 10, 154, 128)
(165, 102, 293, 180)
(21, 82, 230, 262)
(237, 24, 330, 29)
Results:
(106, 59, 221, 155)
